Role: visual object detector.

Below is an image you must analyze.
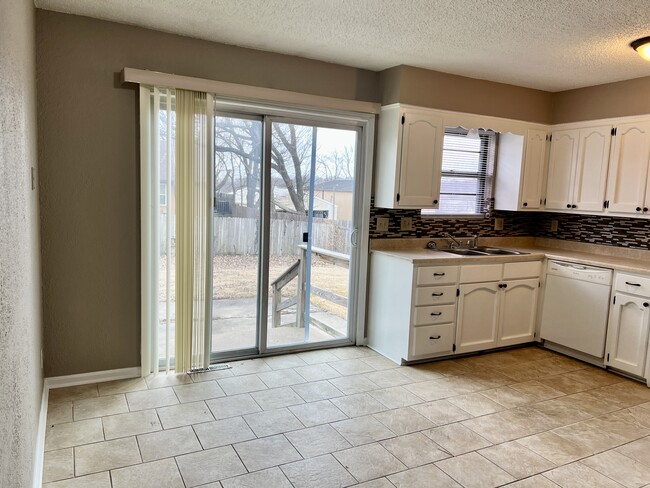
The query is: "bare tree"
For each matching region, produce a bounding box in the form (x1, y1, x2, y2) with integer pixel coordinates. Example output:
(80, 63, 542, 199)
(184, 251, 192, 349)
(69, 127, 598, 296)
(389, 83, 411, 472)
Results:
(215, 120, 355, 214)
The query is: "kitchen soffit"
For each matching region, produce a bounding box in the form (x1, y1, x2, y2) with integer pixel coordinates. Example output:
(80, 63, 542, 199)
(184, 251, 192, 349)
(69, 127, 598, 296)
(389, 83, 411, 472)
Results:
(35, 0, 650, 92)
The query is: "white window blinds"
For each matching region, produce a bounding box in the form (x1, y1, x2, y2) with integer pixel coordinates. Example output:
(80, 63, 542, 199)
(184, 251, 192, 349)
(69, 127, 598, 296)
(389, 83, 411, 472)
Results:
(424, 127, 497, 216)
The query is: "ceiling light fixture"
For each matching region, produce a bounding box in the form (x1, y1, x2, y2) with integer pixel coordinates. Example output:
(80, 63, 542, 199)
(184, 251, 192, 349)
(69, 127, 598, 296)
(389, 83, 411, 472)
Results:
(631, 36, 650, 61)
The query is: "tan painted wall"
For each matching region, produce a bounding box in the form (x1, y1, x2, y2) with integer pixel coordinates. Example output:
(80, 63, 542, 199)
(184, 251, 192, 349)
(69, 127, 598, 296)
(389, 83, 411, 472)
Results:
(36, 10, 379, 376)
(382, 65, 554, 124)
(552, 75, 650, 124)
(0, 0, 43, 485)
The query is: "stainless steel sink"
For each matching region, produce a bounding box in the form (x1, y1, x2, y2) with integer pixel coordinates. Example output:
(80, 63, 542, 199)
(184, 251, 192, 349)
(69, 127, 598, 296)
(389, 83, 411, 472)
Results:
(474, 247, 530, 255)
(442, 247, 529, 256)
(443, 249, 490, 256)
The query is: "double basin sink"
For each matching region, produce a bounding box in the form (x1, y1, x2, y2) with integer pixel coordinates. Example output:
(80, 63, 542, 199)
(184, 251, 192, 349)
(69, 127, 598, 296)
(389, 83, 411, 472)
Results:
(440, 247, 529, 256)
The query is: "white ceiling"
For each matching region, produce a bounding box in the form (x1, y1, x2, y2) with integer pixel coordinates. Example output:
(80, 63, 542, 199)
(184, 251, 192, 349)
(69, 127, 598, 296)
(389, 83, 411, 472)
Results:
(35, 0, 650, 92)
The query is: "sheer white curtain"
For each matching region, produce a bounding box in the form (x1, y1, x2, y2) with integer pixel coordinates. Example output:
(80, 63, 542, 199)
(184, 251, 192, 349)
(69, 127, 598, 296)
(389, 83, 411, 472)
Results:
(140, 86, 213, 375)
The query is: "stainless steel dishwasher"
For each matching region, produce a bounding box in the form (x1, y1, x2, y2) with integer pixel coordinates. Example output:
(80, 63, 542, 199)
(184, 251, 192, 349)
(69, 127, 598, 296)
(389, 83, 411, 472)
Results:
(540, 260, 613, 364)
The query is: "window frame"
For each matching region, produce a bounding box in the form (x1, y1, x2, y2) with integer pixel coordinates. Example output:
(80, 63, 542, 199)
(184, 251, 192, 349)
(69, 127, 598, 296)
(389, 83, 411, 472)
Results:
(422, 127, 497, 218)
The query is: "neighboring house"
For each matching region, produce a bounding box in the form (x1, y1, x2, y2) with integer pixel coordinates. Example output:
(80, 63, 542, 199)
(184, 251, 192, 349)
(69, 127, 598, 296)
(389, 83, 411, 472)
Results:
(314, 179, 354, 221)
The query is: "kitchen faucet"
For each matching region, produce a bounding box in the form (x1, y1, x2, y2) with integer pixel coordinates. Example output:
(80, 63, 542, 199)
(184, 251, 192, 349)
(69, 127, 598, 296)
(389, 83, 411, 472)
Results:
(443, 232, 463, 249)
(443, 233, 479, 249)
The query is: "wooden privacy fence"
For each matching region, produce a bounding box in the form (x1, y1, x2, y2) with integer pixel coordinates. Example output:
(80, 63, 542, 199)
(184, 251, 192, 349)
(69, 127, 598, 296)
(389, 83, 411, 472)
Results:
(212, 216, 353, 256)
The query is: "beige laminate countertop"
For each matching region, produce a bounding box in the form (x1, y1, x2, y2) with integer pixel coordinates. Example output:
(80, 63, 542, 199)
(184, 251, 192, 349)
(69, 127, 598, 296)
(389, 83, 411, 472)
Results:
(370, 237, 650, 275)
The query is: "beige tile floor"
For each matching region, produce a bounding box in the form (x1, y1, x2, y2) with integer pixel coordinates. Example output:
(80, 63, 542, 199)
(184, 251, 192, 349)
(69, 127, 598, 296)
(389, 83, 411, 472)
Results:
(42, 346, 650, 488)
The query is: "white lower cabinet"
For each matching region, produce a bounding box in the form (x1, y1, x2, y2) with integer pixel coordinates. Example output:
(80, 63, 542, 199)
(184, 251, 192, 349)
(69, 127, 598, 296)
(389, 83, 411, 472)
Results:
(456, 269, 540, 354)
(368, 253, 541, 364)
(605, 273, 650, 378)
(456, 282, 500, 353)
(367, 253, 458, 364)
(499, 278, 539, 346)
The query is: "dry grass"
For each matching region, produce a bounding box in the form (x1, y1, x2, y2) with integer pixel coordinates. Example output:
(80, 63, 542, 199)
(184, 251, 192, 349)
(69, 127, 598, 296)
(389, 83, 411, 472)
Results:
(159, 254, 350, 318)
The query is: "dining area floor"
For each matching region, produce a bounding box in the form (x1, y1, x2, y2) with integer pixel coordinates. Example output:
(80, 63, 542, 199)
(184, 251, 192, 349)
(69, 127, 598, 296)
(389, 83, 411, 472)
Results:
(42, 345, 650, 487)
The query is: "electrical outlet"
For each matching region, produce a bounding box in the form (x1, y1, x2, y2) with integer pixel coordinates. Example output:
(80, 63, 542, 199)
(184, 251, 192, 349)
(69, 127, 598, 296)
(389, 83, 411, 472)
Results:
(376, 217, 389, 232)
(400, 217, 413, 231)
(494, 217, 504, 231)
(550, 219, 558, 232)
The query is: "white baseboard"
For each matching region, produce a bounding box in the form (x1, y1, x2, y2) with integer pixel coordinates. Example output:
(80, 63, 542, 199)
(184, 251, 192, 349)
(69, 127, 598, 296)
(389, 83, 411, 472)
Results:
(33, 366, 141, 487)
(44, 367, 141, 390)
(32, 383, 49, 488)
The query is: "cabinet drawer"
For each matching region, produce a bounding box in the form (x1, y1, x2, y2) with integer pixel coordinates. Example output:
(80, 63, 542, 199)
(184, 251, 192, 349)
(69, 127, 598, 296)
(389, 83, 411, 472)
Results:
(615, 273, 650, 296)
(460, 264, 503, 283)
(414, 285, 457, 306)
(503, 261, 542, 280)
(416, 266, 459, 286)
(412, 323, 455, 357)
(413, 304, 456, 326)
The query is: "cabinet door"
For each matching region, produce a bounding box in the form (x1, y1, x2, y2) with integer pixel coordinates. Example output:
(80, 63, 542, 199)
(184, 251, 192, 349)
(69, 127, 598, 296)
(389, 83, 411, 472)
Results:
(606, 122, 650, 214)
(398, 110, 444, 208)
(573, 126, 611, 212)
(498, 279, 539, 347)
(546, 129, 579, 210)
(456, 282, 500, 353)
(605, 294, 650, 377)
(520, 129, 548, 209)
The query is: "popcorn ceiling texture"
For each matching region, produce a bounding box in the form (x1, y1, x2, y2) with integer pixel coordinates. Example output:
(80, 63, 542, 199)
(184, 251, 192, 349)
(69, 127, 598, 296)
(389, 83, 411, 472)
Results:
(0, 0, 43, 486)
(33, 0, 650, 91)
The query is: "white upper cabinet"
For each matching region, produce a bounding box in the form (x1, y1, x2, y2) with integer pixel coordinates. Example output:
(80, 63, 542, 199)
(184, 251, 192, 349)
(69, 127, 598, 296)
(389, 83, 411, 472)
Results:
(375, 104, 444, 209)
(519, 130, 548, 209)
(606, 121, 650, 214)
(546, 129, 579, 210)
(494, 130, 547, 212)
(574, 126, 612, 212)
(546, 125, 612, 212)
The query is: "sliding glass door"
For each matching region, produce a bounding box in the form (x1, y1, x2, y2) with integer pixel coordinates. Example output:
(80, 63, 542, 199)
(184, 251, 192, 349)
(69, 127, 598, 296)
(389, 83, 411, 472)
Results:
(203, 106, 364, 360)
(210, 114, 263, 356)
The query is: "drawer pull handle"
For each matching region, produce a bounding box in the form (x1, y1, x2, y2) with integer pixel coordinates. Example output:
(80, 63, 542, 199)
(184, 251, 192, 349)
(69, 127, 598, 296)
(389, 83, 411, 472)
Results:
(625, 282, 641, 287)
(433, 273, 445, 276)
(431, 292, 444, 296)
(429, 335, 441, 340)
(430, 312, 442, 316)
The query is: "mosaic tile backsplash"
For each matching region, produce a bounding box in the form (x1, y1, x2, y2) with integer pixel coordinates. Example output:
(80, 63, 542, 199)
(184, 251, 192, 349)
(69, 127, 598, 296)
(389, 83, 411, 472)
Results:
(369, 200, 650, 250)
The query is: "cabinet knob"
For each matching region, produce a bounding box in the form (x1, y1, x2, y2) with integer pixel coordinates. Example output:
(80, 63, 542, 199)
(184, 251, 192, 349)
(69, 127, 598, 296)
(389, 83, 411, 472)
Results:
(637, 207, 642, 212)
(429, 335, 441, 340)
(644, 303, 649, 307)
(566, 204, 571, 209)
(571, 204, 577, 208)
(645, 208, 649, 212)
(433, 199, 438, 204)
(523, 202, 528, 207)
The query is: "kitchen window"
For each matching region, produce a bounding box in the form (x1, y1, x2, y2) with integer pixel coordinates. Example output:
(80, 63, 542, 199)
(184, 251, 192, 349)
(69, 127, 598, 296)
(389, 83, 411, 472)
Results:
(423, 127, 497, 216)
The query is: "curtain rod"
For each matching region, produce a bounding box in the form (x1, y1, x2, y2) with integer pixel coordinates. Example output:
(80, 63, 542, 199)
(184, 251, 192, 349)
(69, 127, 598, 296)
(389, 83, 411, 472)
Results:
(122, 68, 381, 115)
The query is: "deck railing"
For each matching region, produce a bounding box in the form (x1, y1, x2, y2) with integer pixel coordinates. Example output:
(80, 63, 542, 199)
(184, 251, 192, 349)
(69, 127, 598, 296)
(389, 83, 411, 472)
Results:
(270, 245, 349, 329)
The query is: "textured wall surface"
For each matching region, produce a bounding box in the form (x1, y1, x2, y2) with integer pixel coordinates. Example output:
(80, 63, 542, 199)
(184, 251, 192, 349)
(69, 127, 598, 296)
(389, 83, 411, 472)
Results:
(0, 0, 43, 486)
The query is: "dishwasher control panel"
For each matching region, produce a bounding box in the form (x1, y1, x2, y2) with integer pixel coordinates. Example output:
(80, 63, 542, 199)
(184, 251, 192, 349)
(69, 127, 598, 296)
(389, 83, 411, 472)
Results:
(547, 261, 613, 285)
